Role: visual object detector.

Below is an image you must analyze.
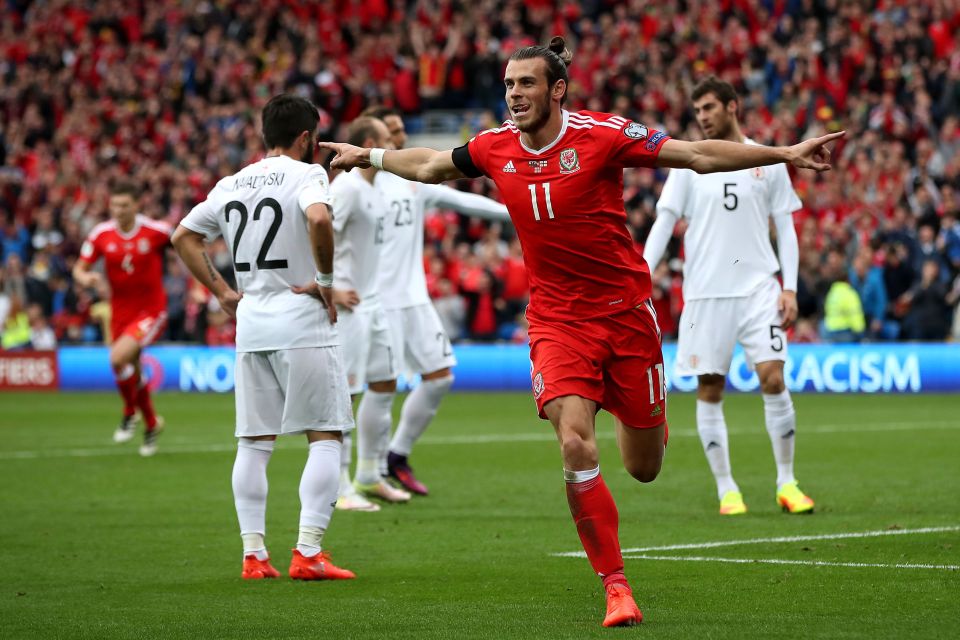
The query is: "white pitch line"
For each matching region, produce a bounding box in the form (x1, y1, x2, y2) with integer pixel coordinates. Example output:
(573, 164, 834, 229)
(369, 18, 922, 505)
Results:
(553, 526, 960, 558)
(0, 420, 957, 460)
(621, 554, 959, 571)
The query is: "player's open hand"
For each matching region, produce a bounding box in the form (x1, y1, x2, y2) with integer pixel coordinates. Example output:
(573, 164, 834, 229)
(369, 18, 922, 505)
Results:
(787, 131, 845, 172)
(217, 290, 242, 319)
(778, 290, 798, 329)
(317, 142, 371, 172)
(333, 288, 361, 309)
(291, 281, 338, 324)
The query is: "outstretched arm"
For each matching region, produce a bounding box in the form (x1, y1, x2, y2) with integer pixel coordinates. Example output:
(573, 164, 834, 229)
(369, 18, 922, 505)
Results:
(421, 184, 510, 222)
(658, 131, 845, 174)
(319, 143, 466, 184)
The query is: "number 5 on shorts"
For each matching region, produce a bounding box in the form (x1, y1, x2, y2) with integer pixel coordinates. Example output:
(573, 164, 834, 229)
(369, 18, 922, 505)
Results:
(769, 325, 784, 352)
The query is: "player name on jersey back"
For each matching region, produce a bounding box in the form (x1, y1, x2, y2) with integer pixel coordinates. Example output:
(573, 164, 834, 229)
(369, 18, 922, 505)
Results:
(180, 155, 338, 352)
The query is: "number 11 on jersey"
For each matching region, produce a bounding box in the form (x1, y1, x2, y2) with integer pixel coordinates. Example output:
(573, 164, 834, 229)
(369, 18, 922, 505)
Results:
(528, 183, 555, 221)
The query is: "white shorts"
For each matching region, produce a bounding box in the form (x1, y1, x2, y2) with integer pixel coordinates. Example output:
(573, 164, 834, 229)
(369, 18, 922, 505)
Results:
(234, 347, 354, 438)
(338, 305, 398, 394)
(675, 277, 787, 376)
(386, 304, 458, 375)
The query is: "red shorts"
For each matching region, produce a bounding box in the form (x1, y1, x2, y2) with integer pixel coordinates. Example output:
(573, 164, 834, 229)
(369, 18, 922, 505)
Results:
(112, 311, 168, 347)
(528, 300, 667, 429)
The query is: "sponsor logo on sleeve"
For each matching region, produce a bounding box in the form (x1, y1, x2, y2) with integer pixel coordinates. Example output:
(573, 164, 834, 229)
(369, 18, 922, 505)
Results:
(559, 148, 580, 174)
(623, 122, 648, 140)
(645, 131, 667, 151)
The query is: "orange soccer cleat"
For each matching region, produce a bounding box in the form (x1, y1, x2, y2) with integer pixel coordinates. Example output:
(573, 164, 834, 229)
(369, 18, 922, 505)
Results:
(241, 555, 280, 580)
(288, 550, 356, 580)
(602, 583, 643, 627)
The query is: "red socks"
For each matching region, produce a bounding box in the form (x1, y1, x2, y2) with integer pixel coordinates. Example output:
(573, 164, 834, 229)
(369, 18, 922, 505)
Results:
(565, 469, 625, 583)
(136, 380, 158, 430)
(115, 366, 139, 418)
(115, 364, 157, 429)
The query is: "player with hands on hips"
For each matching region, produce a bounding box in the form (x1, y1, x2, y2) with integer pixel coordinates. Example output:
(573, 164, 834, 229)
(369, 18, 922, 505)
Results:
(174, 94, 355, 582)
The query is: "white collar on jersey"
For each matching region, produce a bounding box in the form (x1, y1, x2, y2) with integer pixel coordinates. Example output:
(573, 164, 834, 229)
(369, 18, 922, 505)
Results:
(518, 110, 570, 156)
(113, 214, 143, 240)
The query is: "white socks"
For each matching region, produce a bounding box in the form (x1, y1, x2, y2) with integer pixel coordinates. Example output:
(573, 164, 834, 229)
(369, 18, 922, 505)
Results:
(297, 439, 341, 557)
(763, 390, 797, 489)
(233, 438, 275, 558)
(356, 390, 395, 484)
(339, 432, 353, 488)
(696, 400, 739, 499)
(389, 376, 454, 457)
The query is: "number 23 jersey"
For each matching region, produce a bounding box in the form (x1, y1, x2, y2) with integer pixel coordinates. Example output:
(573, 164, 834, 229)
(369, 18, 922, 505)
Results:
(180, 155, 335, 352)
(456, 109, 669, 323)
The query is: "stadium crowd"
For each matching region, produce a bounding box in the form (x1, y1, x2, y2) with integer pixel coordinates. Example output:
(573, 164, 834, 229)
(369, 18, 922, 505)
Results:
(1, 0, 959, 349)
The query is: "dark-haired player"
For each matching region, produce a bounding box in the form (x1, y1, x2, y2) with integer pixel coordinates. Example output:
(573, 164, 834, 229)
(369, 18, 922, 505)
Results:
(644, 76, 814, 516)
(73, 181, 171, 456)
(174, 94, 355, 582)
(321, 39, 842, 626)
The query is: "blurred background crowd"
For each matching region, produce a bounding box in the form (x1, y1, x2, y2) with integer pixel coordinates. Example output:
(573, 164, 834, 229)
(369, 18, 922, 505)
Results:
(2, 0, 959, 349)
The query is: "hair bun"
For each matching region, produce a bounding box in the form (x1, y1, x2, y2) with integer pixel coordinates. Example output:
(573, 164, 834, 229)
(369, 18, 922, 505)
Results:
(548, 36, 573, 66)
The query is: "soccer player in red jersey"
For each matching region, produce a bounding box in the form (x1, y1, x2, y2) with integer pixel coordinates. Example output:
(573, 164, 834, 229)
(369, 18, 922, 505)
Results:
(321, 37, 842, 627)
(73, 181, 172, 456)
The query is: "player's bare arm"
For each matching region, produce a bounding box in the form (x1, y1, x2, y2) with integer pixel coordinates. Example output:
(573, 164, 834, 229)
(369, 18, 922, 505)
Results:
(71, 260, 103, 289)
(292, 202, 338, 324)
(658, 131, 845, 174)
(171, 226, 242, 318)
(319, 142, 466, 184)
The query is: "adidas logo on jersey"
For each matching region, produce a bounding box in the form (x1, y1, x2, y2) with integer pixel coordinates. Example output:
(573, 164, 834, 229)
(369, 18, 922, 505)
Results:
(502, 160, 516, 173)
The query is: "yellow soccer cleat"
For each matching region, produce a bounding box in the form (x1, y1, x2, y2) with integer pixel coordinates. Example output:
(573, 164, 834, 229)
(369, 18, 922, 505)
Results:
(719, 490, 747, 515)
(776, 481, 815, 514)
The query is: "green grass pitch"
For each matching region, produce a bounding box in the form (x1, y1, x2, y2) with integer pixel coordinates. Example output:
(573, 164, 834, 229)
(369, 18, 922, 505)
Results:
(1, 391, 958, 639)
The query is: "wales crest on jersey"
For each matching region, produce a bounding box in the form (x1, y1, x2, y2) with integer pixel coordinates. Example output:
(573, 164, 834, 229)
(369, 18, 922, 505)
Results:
(559, 148, 580, 174)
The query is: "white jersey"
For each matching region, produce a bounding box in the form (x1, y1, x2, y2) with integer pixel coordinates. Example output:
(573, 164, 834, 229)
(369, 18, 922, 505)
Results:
(655, 138, 802, 300)
(330, 169, 386, 311)
(375, 172, 509, 310)
(180, 155, 336, 352)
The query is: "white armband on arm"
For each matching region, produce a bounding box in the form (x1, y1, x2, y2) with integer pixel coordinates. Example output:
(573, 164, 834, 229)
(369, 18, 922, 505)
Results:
(773, 213, 799, 292)
(642, 208, 679, 270)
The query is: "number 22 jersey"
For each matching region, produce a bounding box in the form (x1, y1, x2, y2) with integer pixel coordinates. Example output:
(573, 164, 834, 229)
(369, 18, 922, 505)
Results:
(180, 155, 336, 352)
(454, 109, 670, 323)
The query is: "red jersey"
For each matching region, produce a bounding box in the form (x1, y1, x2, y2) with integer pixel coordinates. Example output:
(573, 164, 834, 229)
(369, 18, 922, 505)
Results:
(454, 110, 669, 322)
(78, 215, 171, 327)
